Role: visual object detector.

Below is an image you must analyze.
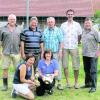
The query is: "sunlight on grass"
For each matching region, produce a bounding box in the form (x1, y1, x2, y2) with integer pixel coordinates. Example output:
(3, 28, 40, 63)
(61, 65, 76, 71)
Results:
(0, 45, 100, 100)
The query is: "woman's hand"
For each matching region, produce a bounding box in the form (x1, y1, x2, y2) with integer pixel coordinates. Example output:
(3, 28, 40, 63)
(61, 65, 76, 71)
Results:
(96, 50, 100, 57)
(42, 76, 45, 81)
(27, 80, 34, 84)
(50, 74, 55, 80)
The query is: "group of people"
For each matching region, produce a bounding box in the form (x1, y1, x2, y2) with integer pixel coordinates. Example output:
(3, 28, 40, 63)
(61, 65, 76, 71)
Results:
(0, 9, 100, 100)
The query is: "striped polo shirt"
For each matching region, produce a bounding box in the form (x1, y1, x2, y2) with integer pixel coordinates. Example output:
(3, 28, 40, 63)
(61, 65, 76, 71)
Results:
(20, 27, 43, 55)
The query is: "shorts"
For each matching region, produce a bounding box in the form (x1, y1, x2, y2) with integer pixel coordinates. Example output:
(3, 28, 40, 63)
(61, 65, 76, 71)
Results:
(2, 54, 20, 69)
(62, 49, 80, 70)
(13, 83, 30, 95)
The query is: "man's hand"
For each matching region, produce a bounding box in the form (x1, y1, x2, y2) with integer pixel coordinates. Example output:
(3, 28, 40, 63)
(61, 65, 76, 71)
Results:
(96, 50, 100, 57)
(21, 53, 26, 60)
(58, 50, 62, 59)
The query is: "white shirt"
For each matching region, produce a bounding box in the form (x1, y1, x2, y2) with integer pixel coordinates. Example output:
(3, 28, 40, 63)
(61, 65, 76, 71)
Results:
(61, 21, 82, 49)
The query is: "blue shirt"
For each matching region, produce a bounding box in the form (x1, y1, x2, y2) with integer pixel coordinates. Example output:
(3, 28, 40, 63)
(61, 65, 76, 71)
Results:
(20, 27, 43, 55)
(43, 26, 63, 52)
(38, 59, 59, 76)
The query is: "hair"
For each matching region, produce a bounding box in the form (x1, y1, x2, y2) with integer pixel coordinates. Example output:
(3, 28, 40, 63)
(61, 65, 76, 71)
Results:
(43, 50, 53, 60)
(84, 17, 92, 22)
(47, 17, 55, 23)
(66, 9, 75, 15)
(25, 54, 35, 61)
(30, 16, 38, 23)
(8, 14, 16, 21)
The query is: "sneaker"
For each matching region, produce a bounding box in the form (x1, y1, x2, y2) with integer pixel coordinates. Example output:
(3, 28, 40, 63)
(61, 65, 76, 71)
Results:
(74, 84, 79, 89)
(89, 88, 96, 93)
(66, 84, 71, 88)
(57, 84, 63, 90)
(11, 89, 17, 98)
(48, 88, 54, 95)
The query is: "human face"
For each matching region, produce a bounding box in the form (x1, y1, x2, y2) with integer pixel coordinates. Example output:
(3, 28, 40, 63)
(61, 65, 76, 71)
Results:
(67, 11, 74, 21)
(84, 20, 92, 30)
(8, 14, 16, 27)
(27, 57, 35, 66)
(30, 20, 37, 31)
(47, 19, 55, 28)
(45, 52, 52, 60)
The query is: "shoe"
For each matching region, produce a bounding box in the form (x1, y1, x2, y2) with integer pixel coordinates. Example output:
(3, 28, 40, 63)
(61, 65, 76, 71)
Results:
(57, 84, 63, 90)
(66, 84, 71, 88)
(11, 89, 17, 98)
(74, 84, 79, 89)
(89, 88, 96, 93)
(80, 85, 91, 88)
(48, 88, 53, 95)
(1, 86, 8, 91)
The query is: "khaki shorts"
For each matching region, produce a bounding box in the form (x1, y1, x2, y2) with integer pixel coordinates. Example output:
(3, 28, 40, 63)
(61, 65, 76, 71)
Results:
(62, 49, 80, 70)
(2, 54, 20, 69)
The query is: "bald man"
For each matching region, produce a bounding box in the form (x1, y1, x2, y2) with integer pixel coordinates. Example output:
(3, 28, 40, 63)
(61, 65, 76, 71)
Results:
(0, 14, 22, 91)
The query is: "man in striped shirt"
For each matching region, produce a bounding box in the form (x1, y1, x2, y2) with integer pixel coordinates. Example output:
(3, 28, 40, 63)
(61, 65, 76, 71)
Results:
(20, 17, 44, 73)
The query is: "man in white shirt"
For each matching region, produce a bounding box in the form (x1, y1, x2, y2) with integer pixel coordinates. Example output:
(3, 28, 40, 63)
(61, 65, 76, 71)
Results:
(60, 9, 82, 89)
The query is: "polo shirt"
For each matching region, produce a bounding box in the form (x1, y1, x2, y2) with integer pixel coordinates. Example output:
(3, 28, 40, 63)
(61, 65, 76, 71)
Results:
(38, 58, 59, 76)
(20, 27, 43, 55)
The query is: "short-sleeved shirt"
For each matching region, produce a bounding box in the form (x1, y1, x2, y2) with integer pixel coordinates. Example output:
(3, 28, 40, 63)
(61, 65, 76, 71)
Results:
(43, 26, 63, 52)
(38, 59, 59, 76)
(82, 29, 100, 57)
(61, 21, 82, 49)
(20, 27, 43, 55)
(0, 25, 21, 55)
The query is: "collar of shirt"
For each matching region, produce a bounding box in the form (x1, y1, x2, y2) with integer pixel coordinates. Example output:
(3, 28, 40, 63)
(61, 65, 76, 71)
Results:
(47, 26, 57, 31)
(29, 26, 40, 32)
(42, 58, 53, 64)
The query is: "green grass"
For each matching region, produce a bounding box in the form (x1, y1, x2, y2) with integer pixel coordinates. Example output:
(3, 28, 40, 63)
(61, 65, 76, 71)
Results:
(0, 46, 100, 100)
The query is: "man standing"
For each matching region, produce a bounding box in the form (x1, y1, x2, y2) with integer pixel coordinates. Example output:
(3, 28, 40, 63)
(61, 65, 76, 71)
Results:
(20, 17, 44, 73)
(0, 14, 21, 91)
(43, 17, 63, 90)
(81, 18, 100, 93)
(61, 9, 82, 89)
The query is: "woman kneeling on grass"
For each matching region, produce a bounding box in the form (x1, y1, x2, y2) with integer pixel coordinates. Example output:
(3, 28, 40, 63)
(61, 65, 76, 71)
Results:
(36, 50, 59, 96)
(11, 54, 39, 100)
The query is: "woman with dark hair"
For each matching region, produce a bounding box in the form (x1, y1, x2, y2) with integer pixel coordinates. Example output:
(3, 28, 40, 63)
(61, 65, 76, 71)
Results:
(11, 54, 39, 100)
(36, 50, 59, 96)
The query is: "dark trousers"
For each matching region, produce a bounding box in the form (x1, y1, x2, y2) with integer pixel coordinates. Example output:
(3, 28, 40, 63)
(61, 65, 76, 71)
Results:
(83, 56, 98, 88)
(36, 77, 55, 96)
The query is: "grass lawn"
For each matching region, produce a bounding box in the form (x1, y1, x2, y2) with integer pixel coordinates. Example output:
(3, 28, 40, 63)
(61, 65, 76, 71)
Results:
(0, 46, 100, 100)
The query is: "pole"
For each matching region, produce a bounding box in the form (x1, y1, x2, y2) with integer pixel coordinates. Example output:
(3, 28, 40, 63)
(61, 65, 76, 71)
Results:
(26, 0, 29, 27)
